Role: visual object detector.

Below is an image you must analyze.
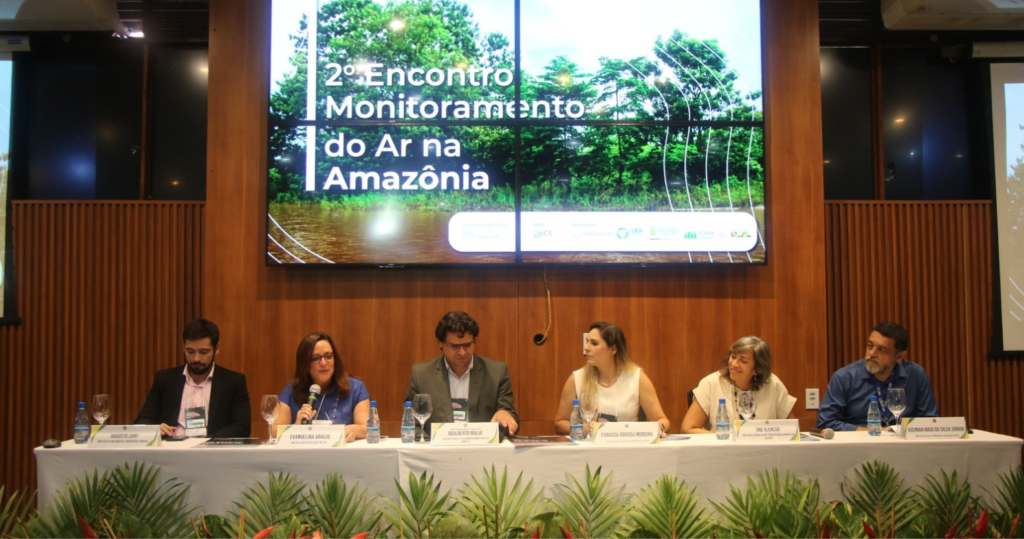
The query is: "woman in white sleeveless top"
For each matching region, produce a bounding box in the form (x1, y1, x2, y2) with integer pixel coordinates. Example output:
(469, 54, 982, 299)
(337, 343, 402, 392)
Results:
(681, 336, 796, 433)
(554, 322, 670, 436)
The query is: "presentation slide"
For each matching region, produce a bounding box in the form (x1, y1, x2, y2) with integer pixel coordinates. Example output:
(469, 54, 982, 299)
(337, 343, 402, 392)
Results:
(267, 0, 764, 265)
(990, 63, 1024, 352)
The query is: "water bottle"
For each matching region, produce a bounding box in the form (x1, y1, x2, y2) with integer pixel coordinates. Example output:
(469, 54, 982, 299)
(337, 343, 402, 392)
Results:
(401, 401, 415, 443)
(867, 396, 882, 436)
(569, 399, 584, 441)
(365, 401, 381, 444)
(715, 398, 730, 440)
(74, 402, 90, 444)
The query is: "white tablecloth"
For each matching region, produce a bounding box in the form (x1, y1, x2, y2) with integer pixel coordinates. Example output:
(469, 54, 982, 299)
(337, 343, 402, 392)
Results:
(35, 431, 1022, 516)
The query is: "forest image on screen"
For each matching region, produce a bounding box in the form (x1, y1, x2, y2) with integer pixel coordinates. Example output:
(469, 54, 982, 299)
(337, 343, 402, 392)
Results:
(267, 0, 764, 264)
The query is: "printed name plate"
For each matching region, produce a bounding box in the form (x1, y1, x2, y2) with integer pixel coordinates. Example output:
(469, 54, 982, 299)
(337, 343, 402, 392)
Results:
(89, 425, 161, 447)
(430, 422, 500, 445)
(276, 425, 346, 447)
(592, 422, 661, 445)
(901, 417, 968, 440)
(732, 419, 800, 443)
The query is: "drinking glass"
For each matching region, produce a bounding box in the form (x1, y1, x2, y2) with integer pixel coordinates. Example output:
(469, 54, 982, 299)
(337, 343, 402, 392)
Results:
(260, 395, 280, 444)
(738, 391, 755, 420)
(92, 394, 111, 426)
(412, 394, 433, 443)
(888, 388, 907, 435)
(578, 392, 598, 441)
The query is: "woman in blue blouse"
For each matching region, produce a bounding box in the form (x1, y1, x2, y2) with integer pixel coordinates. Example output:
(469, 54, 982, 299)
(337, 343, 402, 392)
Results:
(272, 332, 370, 442)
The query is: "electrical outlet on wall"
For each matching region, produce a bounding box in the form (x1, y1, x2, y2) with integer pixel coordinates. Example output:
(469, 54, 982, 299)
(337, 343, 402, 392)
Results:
(806, 388, 820, 410)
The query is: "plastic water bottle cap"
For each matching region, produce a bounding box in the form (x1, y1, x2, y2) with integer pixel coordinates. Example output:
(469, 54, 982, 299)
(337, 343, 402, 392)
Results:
(719, 398, 726, 403)
(405, 401, 412, 406)
(572, 399, 579, 404)
(869, 395, 878, 401)
(78, 402, 85, 407)
(370, 401, 377, 407)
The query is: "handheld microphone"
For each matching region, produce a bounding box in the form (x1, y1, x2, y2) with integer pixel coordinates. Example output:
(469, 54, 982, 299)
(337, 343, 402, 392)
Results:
(301, 384, 321, 425)
(808, 427, 834, 440)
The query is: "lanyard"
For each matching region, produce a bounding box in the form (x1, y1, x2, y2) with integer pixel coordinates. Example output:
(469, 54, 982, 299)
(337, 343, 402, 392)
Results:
(872, 377, 894, 419)
(313, 388, 339, 423)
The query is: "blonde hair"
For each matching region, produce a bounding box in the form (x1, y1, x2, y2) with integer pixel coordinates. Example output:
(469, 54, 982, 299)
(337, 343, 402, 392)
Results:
(578, 322, 639, 397)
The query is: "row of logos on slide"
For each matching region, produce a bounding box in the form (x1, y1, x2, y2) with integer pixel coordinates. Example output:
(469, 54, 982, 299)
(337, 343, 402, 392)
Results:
(448, 212, 760, 253)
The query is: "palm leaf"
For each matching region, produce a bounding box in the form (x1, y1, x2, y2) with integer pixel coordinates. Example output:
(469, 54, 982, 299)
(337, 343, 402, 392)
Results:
(711, 469, 822, 538)
(229, 471, 307, 537)
(627, 475, 715, 539)
(36, 468, 113, 537)
(0, 485, 36, 538)
(457, 465, 545, 538)
(303, 472, 382, 539)
(840, 460, 920, 537)
(550, 465, 629, 539)
(912, 469, 979, 538)
(379, 471, 452, 538)
(106, 462, 196, 537)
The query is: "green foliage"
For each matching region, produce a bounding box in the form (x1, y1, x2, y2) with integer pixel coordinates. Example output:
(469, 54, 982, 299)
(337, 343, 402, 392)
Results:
(305, 472, 382, 538)
(912, 469, 980, 538)
(379, 471, 452, 539)
(988, 466, 1024, 538)
(0, 485, 36, 538)
(627, 475, 715, 539)
(712, 469, 823, 538)
(228, 472, 306, 538)
(550, 465, 628, 539)
(30, 463, 195, 538)
(456, 465, 546, 538)
(841, 460, 921, 538)
(430, 513, 480, 539)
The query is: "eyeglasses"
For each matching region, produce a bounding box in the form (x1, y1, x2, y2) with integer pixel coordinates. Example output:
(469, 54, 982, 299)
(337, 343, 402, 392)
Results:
(443, 341, 475, 352)
(309, 353, 335, 364)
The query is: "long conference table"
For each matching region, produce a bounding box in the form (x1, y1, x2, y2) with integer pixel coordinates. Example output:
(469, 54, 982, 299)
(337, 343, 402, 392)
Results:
(36, 430, 1023, 516)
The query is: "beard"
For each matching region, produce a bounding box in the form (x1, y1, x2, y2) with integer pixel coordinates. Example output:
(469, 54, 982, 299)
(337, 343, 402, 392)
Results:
(186, 355, 215, 376)
(864, 357, 890, 376)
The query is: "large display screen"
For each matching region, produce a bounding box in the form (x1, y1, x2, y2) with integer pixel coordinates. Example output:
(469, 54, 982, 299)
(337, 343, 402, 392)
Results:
(267, 0, 764, 264)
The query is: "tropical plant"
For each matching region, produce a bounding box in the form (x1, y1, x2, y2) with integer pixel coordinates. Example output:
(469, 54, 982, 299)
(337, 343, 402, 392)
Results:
(0, 485, 36, 537)
(457, 465, 546, 538)
(712, 469, 824, 538)
(228, 471, 306, 538)
(304, 472, 382, 538)
(379, 471, 452, 539)
(28, 463, 196, 538)
(550, 465, 628, 539)
(912, 469, 980, 538)
(988, 466, 1024, 538)
(627, 475, 715, 539)
(431, 513, 480, 538)
(841, 460, 921, 538)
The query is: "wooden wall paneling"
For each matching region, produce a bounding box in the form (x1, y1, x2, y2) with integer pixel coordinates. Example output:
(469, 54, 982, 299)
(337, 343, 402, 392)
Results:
(0, 201, 204, 496)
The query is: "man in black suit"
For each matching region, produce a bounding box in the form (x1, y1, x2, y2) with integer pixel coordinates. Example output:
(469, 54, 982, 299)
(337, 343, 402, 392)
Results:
(134, 319, 251, 438)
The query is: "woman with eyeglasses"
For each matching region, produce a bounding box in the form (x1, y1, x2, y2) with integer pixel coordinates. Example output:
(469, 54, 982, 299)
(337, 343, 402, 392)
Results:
(272, 332, 370, 442)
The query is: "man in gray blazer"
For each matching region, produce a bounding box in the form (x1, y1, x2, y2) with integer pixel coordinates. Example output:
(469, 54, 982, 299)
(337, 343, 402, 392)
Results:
(405, 311, 518, 435)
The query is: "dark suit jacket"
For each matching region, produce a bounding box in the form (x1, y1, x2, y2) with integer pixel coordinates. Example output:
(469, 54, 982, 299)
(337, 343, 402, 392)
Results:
(404, 354, 517, 431)
(134, 364, 251, 437)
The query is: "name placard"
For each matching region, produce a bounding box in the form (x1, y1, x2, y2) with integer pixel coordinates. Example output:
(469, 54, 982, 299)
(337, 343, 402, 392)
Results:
(901, 417, 968, 440)
(732, 419, 800, 443)
(89, 425, 161, 447)
(592, 422, 661, 445)
(276, 425, 346, 447)
(430, 422, 500, 445)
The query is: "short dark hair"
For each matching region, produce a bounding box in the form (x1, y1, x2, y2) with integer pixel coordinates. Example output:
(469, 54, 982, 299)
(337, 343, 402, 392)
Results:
(183, 319, 219, 348)
(872, 322, 909, 353)
(435, 311, 479, 342)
